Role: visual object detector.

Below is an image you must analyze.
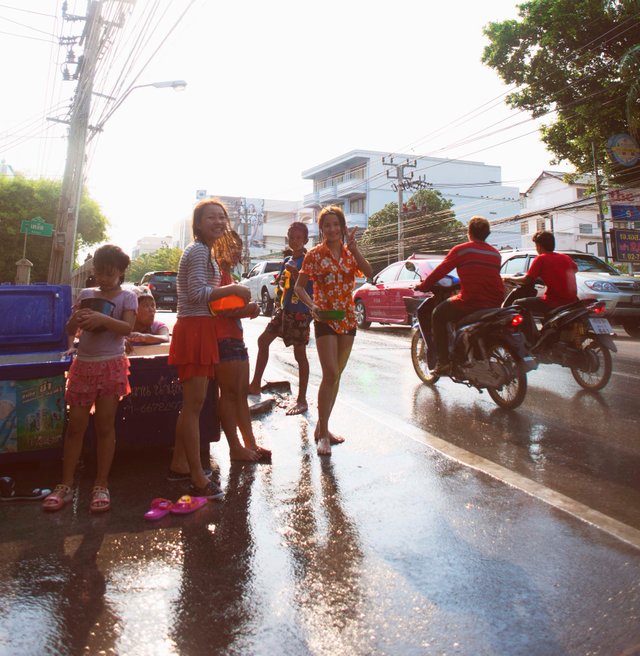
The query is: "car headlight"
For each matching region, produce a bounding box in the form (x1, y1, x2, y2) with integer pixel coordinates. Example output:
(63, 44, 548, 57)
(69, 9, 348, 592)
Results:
(583, 280, 618, 293)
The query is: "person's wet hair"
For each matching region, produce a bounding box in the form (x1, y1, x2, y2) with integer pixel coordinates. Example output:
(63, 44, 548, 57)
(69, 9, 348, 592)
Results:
(192, 198, 229, 240)
(532, 230, 555, 252)
(318, 205, 347, 242)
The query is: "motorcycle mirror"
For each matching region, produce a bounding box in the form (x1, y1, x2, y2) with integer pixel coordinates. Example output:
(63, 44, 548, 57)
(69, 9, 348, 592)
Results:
(405, 261, 416, 272)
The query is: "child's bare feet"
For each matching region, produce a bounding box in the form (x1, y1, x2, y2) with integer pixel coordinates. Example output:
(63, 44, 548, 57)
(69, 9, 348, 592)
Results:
(314, 424, 345, 445)
(247, 382, 261, 395)
(253, 445, 272, 459)
(229, 445, 261, 462)
(286, 400, 308, 416)
(316, 435, 331, 456)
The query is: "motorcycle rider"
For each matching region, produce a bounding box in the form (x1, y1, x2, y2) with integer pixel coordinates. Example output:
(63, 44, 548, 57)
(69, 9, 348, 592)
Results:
(503, 230, 578, 343)
(415, 216, 504, 375)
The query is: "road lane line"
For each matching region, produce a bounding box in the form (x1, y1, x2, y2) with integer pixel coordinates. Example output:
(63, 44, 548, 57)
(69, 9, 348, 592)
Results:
(265, 355, 640, 550)
(339, 395, 640, 551)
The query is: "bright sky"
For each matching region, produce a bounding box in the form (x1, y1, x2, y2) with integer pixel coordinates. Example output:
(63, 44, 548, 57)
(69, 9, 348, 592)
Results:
(0, 0, 563, 255)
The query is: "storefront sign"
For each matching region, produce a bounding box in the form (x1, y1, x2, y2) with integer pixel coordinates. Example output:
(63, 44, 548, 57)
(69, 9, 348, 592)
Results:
(610, 228, 640, 263)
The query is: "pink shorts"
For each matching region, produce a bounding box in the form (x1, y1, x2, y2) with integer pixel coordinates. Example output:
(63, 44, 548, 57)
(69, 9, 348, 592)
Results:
(65, 355, 131, 406)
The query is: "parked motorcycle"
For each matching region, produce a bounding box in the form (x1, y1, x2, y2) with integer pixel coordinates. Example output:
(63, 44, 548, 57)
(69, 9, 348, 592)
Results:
(503, 283, 616, 391)
(403, 263, 536, 410)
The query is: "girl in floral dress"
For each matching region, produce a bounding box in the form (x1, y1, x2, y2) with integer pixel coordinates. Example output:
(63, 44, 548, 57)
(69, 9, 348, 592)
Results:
(294, 205, 373, 456)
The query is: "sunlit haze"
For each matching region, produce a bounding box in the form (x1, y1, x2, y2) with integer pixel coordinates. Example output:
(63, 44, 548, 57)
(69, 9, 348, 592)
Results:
(0, 0, 562, 255)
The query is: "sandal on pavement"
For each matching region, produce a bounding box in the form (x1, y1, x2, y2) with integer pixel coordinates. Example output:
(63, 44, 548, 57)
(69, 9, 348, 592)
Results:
(188, 480, 225, 501)
(170, 495, 208, 515)
(90, 486, 111, 513)
(42, 484, 73, 512)
(144, 498, 173, 521)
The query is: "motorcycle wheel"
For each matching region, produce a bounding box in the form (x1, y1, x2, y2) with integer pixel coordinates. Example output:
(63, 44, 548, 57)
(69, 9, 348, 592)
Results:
(411, 330, 439, 385)
(570, 337, 612, 391)
(486, 341, 527, 410)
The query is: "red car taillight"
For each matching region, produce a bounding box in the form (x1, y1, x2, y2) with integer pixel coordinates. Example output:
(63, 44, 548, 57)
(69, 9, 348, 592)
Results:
(511, 313, 524, 327)
(588, 301, 606, 314)
(148, 283, 156, 291)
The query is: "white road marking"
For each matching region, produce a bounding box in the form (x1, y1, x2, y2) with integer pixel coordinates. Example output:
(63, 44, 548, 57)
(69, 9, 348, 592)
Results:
(267, 362, 640, 551)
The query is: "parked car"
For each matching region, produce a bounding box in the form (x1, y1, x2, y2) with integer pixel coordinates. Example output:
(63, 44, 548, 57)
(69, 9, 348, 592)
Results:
(353, 256, 449, 328)
(239, 260, 283, 316)
(138, 271, 178, 312)
(500, 250, 640, 337)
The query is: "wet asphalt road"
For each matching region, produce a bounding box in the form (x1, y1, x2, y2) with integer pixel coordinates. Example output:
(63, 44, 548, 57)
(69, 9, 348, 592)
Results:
(1, 313, 639, 655)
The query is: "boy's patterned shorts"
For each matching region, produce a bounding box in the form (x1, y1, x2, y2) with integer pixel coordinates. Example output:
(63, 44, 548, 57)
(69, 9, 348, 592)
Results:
(266, 307, 312, 347)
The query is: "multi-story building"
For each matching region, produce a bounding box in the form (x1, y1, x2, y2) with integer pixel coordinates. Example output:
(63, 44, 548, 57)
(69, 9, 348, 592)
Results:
(131, 234, 174, 259)
(173, 196, 312, 264)
(301, 149, 521, 246)
(490, 171, 607, 256)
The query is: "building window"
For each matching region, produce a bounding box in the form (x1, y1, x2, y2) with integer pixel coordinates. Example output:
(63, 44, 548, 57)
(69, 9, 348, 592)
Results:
(520, 221, 529, 235)
(331, 172, 345, 185)
(536, 217, 546, 232)
(315, 178, 330, 191)
(576, 187, 587, 199)
(350, 165, 365, 180)
(579, 223, 593, 234)
(350, 198, 365, 213)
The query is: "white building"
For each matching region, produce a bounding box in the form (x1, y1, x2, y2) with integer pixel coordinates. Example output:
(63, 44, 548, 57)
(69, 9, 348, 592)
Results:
(301, 149, 521, 246)
(173, 197, 312, 262)
(490, 171, 606, 256)
(131, 234, 174, 259)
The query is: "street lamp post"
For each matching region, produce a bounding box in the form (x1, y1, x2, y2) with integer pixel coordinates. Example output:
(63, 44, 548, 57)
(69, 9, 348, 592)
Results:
(48, 79, 187, 285)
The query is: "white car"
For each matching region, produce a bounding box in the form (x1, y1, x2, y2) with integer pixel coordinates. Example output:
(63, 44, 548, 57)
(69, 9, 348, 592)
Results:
(500, 250, 640, 337)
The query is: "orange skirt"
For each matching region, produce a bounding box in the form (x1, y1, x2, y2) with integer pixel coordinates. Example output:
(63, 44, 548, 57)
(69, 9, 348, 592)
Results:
(169, 316, 219, 382)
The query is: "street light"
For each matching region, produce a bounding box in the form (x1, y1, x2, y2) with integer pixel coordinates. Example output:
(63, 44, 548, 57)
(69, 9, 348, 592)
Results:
(90, 79, 187, 140)
(585, 240, 597, 253)
(48, 79, 187, 284)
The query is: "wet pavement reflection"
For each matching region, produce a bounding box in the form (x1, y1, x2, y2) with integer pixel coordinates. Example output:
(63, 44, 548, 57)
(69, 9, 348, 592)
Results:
(1, 319, 640, 654)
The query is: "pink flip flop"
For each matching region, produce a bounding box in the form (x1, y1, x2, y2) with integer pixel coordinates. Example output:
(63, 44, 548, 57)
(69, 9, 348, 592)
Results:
(144, 498, 173, 521)
(170, 495, 208, 515)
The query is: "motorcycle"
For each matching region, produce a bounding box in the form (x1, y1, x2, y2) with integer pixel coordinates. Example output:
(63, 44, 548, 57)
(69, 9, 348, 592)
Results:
(403, 263, 537, 410)
(503, 282, 616, 391)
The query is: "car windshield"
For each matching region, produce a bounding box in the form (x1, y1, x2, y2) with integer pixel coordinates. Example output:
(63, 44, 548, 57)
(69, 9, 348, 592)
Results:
(264, 262, 281, 273)
(152, 275, 176, 283)
(568, 254, 619, 275)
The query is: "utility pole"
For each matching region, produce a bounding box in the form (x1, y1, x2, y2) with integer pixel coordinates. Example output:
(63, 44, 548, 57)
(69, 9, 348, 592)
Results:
(382, 155, 416, 260)
(591, 141, 610, 262)
(48, 1, 103, 284)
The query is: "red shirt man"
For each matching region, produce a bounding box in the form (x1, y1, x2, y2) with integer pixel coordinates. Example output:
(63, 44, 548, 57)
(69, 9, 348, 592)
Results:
(415, 216, 504, 373)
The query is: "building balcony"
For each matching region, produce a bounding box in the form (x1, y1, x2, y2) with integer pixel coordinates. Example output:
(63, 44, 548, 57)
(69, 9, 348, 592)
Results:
(337, 178, 367, 198)
(318, 185, 338, 203)
(303, 191, 321, 208)
(345, 212, 367, 229)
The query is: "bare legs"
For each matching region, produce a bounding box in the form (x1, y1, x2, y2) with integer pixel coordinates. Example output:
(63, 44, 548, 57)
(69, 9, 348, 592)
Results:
(247, 330, 278, 395)
(286, 344, 309, 415)
(216, 360, 269, 460)
(58, 396, 118, 488)
(248, 329, 309, 415)
(315, 334, 354, 456)
(171, 376, 211, 488)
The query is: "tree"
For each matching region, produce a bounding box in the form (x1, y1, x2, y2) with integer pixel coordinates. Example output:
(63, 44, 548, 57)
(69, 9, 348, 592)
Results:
(482, 0, 640, 183)
(127, 247, 182, 283)
(360, 189, 465, 272)
(0, 175, 108, 283)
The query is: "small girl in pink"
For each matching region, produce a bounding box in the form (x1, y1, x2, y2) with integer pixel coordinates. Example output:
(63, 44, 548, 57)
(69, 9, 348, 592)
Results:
(43, 244, 137, 513)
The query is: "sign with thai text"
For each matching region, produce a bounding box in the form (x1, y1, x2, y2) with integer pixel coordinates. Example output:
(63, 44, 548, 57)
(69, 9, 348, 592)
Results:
(610, 228, 640, 263)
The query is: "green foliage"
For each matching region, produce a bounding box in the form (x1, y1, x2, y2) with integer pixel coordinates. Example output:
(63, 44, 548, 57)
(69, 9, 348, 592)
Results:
(482, 0, 640, 182)
(361, 189, 465, 272)
(128, 247, 182, 283)
(0, 175, 108, 283)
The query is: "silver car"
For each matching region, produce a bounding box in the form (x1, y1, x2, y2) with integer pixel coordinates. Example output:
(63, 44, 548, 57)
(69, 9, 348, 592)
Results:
(500, 250, 640, 337)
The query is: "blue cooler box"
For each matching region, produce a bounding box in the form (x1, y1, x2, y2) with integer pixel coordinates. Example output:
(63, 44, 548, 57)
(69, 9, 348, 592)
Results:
(0, 284, 72, 463)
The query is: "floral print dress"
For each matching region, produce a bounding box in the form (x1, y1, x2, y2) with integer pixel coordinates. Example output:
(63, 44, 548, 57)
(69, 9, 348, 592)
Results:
(300, 242, 361, 334)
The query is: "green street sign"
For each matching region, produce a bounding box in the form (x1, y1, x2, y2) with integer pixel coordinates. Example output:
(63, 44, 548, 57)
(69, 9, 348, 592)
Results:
(20, 216, 53, 237)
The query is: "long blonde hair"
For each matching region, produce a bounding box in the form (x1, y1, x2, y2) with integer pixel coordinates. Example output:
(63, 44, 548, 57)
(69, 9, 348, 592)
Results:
(213, 230, 243, 272)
